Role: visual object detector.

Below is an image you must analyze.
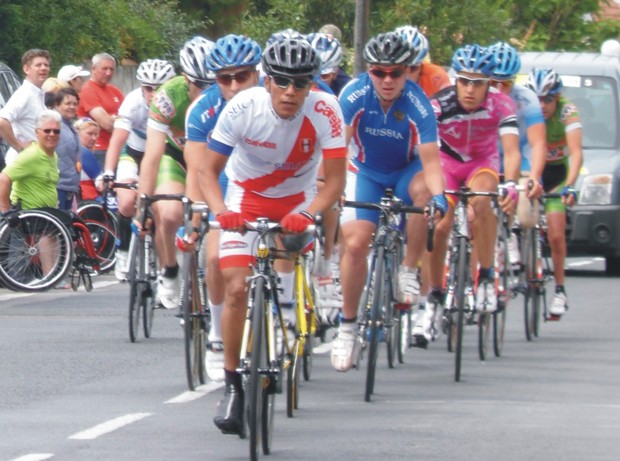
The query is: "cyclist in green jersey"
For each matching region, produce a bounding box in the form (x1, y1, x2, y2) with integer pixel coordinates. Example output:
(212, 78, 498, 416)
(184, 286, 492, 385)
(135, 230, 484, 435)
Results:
(525, 68, 583, 318)
(136, 36, 215, 308)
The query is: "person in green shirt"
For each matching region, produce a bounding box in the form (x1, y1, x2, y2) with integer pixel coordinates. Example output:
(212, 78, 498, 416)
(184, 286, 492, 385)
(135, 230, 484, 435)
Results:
(0, 109, 60, 211)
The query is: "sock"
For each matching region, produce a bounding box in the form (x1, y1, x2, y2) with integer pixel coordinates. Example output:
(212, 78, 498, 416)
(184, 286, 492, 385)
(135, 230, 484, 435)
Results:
(208, 301, 224, 342)
(478, 267, 493, 280)
(555, 285, 565, 294)
(224, 369, 242, 391)
(163, 264, 179, 278)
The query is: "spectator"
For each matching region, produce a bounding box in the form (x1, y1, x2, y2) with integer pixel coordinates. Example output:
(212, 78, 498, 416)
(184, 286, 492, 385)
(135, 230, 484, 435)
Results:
(75, 117, 102, 201)
(54, 87, 81, 210)
(0, 48, 50, 166)
(43, 77, 68, 109)
(77, 53, 124, 169)
(57, 64, 90, 94)
(0, 110, 61, 212)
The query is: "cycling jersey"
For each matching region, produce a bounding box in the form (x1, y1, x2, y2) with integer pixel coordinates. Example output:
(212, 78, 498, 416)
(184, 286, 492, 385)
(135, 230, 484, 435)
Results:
(186, 85, 225, 143)
(545, 96, 581, 164)
(208, 86, 347, 200)
(339, 72, 438, 173)
(148, 75, 189, 163)
(431, 85, 518, 164)
(114, 87, 148, 153)
(417, 62, 451, 98)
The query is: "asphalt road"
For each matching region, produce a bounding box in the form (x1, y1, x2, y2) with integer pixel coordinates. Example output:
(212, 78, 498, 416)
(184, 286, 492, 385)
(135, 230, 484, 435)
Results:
(0, 257, 618, 461)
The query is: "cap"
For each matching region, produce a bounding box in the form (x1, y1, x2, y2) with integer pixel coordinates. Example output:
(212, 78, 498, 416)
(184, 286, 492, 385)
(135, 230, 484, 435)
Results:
(318, 24, 343, 41)
(57, 65, 90, 83)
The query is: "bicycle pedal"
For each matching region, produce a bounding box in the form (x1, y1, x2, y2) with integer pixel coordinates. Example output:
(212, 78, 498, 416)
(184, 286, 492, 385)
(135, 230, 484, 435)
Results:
(547, 314, 562, 321)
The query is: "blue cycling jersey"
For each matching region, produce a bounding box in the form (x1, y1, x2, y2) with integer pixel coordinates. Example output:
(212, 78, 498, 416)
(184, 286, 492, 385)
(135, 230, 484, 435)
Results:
(185, 84, 226, 143)
(339, 73, 438, 174)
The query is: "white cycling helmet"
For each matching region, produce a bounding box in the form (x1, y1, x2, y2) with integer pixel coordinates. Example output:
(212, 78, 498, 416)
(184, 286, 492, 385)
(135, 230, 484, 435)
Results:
(136, 59, 176, 85)
(180, 36, 216, 83)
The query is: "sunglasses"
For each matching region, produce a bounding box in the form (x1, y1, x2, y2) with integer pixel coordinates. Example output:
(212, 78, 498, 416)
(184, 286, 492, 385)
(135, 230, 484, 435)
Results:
(216, 70, 253, 86)
(38, 128, 61, 135)
(539, 94, 556, 104)
(490, 79, 514, 89)
(369, 68, 405, 79)
(141, 85, 159, 93)
(456, 75, 490, 87)
(271, 75, 312, 90)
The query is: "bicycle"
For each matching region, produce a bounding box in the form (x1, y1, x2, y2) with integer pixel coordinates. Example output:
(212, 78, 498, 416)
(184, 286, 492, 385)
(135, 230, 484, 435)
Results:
(179, 198, 211, 391)
(344, 190, 429, 402)
(441, 186, 504, 382)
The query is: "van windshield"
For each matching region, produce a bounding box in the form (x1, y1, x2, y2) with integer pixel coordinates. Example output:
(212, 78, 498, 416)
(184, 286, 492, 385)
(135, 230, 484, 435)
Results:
(560, 75, 619, 150)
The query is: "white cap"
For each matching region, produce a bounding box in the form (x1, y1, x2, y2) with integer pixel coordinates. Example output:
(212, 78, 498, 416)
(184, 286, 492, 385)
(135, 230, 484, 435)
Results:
(57, 65, 90, 83)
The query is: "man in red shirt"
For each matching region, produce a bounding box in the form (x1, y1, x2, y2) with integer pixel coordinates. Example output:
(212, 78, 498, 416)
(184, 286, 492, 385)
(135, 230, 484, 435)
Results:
(77, 52, 124, 168)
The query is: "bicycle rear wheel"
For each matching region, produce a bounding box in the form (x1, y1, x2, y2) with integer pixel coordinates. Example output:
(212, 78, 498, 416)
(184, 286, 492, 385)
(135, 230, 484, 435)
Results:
(0, 210, 73, 292)
(128, 237, 143, 343)
(76, 201, 118, 273)
(182, 252, 206, 391)
(365, 246, 385, 402)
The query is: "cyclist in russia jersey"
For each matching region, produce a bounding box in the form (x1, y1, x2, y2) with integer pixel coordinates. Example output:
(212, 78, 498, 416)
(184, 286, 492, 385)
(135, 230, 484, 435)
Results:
(339, 72, 438, 174)
(431, 85, 518, 172)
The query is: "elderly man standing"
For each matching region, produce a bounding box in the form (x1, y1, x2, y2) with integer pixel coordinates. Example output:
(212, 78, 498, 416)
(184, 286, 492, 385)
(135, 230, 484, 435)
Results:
(78, 53, 124, 168)
(0, 48, 50, 167)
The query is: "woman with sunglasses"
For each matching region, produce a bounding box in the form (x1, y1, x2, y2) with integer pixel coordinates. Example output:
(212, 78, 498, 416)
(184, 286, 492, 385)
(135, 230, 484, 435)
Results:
(102, 59, 176, 281)
(136, 36, 216, 309)
(334, 31, 446, 367)
(419, 44, 521, 346)
(199, 37, 347, 435)
(524, 68, 583, 319)
(184, 33, 262, 384)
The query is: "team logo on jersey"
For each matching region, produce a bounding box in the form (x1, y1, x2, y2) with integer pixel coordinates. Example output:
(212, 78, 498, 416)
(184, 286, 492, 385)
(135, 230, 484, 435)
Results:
(300, 138, 314, 153)
(561, 104, 578, 122)
(221, 240, 248, 250)
(314, 100, 343, 138)
(245, 138, 276, 149)
(394, 110, 405, 122)
(154, 92, 175, 119)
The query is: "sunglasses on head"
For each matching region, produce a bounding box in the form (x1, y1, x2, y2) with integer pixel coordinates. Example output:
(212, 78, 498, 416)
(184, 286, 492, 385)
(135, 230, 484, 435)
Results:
(271, 75, 312, 90)
(456, 75, 490, 87)
(216, 69, 254, 86)
(369, 68, 405, 79)
(539, 94, 556, 104)
(39, 128, 61, 135)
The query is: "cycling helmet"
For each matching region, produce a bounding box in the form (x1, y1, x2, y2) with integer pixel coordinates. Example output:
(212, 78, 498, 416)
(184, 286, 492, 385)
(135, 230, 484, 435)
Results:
(136, 59, 176, 85)
(451, 44, 496, 76)
(524, 68, 563, 96)
(206, 34, 262, 71)
(266, 28, 306, 47)
(364, 32, 414, 66)
(306, 32, 343, 74)
(180, 36, 216, 83)
(394, 25, 429, 66)
(488, 42, 521, 80)
(261, 38, 320, 78)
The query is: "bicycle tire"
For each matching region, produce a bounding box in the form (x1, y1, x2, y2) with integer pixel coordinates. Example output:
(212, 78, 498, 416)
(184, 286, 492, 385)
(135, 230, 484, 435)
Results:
(493, 230, 509, 357)
(365, 245, 385, 402)
(128, 238, 143, 343)
(302, 264, 315, 381)
(76, 201, 118, 273)
(397, 306, 410, 364)
(182, 252, 206, 391)
(0, 210, 73, 292)
(286, 343, 300, 418)
(478, 313, 491, 361)
(248, 276, 266, 461)
(454, 237, 468, 382)
(142, 236, 157, 338)
(523, 228, 538, 341)
(385, 248, 398, 369)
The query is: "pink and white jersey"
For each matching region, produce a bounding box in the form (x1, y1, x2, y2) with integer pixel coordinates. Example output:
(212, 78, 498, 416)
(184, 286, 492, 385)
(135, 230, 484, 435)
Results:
(431, 85, 518, 164)
(208, 86, 347, 199)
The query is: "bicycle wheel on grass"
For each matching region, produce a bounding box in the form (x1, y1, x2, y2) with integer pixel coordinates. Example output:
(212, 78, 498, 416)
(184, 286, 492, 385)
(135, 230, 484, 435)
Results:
(0, 210, 73, 292)
(365, 246, 385, 402)
(181, 252, 206, 391)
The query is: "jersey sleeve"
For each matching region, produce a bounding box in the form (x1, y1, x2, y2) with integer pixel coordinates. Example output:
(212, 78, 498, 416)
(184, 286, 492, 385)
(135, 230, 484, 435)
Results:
(4, 148, 37, 181)
(496, 92, 519, 136)
(312, 93, 347, 159)
(560, 101, 582, 132)
(207, 104, 238, 156)
(185, 91, 221, 143)
(148, 87, 175, 133)
(338, 77, 366, 126)
(408, 85, 438, 145)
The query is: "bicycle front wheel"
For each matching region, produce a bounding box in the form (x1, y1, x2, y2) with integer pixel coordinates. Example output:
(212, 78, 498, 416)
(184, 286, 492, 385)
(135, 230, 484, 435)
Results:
(523, 228, 539, 341)
(248, 277, 266, 461)
(182, 252, 206, 391)
(128, 237, 143, 343)
(454, 237, 468, 382)
(396, 305, 410, 364)
(365, 246, 385, 402)
(142, 237, 158, 338)
(494, 230, 510, 357)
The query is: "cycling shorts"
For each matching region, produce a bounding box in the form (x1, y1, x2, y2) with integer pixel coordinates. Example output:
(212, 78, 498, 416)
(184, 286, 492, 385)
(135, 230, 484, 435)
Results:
(117, 146, 143, 182)
(543, 158, 568, 213)
(156, 154, 186, 187)
(219, 184, 314, 269)
(341, 159, 422, 225)
(441, 153, 499, 206)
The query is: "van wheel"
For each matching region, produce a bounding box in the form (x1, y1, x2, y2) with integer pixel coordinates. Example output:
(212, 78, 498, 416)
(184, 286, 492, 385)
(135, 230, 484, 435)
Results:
(605, 256, 620, 276)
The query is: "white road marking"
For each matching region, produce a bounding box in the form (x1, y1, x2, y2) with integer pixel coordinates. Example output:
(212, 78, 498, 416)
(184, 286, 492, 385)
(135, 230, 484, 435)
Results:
(165, 382, 224, 404)
(68, 413, 152, 440)
(10, 455, 54, 461)
(568, 260, 596, 267)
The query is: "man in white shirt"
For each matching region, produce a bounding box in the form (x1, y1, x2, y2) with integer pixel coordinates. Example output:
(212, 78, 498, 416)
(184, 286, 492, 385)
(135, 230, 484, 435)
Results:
(0, 49, 50, 166)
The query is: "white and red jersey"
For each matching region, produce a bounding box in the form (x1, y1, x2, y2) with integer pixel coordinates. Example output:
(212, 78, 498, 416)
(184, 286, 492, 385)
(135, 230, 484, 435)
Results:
(208, 86, 347, 199)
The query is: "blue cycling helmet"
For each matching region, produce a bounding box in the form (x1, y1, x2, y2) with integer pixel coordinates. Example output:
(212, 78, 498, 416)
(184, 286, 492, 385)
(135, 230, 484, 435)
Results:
(525, 68, 563, 96)
(488, 41, 521, 80)
(306, 32, 343, 74)
(364, 32, 415, 66)
(451, 44, 496, 76)
(206, 34, 262, 71)
(266, 28, 306, 47)
(394, 25, 429, 66)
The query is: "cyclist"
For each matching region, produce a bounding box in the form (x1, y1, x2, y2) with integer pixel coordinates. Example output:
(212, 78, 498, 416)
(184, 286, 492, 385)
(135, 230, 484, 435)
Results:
(198, 38, 347, 435)
(395, 25, 450, 97)
(525, 68, 583, 318)
(332, 32, 446, 371)
(307, 32, 351, 96)
(420, 44, 520, 345)
(184, 33, 262, 382)
(102, 59, 176, 281)
(136, 36, 215, 308)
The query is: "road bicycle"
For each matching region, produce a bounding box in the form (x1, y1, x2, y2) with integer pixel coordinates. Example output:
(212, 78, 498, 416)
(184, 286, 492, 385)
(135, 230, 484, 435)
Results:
(344, 190, 429, 402)
(178, 198, 211, 391)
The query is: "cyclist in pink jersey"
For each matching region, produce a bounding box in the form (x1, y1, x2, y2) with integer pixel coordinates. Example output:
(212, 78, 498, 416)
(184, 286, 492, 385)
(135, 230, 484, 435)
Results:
(199, 38, 347, 435)
(419, 45, 520, 343)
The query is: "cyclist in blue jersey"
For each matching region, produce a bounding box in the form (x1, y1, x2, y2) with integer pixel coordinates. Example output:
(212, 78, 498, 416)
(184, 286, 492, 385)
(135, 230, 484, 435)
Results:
(332, 32, 446, 371)
(184, 34, 262, 383)
(307, 32, 351, 96)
